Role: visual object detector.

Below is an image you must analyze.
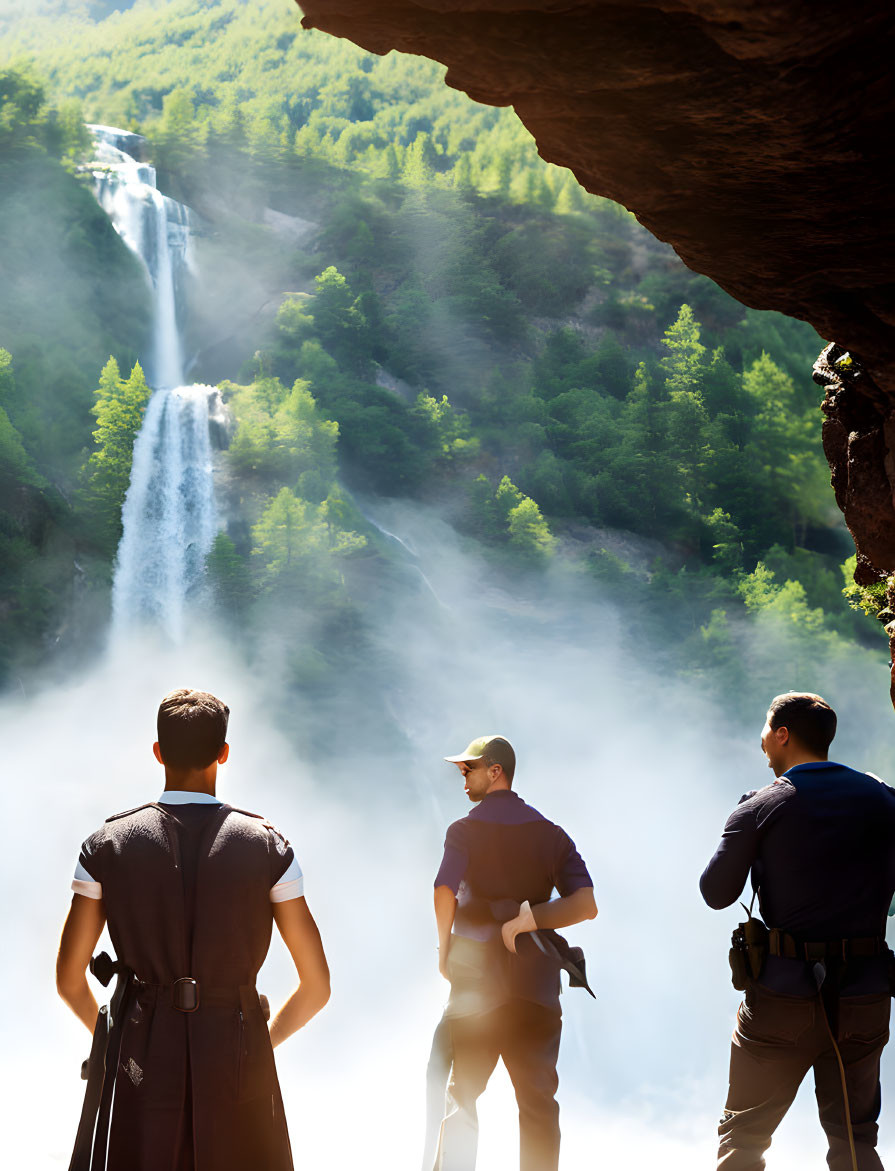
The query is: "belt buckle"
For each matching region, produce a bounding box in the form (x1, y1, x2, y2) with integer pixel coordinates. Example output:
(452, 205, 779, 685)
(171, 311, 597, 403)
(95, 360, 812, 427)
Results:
(173, 977, 200, 1012)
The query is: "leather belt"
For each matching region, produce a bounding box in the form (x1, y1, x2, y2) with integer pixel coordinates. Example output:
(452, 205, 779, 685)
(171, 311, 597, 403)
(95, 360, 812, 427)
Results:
(768, 929, 885, 961)
(135, 979, 270, 1018)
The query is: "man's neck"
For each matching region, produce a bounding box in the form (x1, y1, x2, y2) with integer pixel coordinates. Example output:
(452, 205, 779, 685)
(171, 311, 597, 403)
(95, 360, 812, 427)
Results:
(483, 783, 512, 798)
(778, 751, 828, 776)
(164, 763, 217, 795)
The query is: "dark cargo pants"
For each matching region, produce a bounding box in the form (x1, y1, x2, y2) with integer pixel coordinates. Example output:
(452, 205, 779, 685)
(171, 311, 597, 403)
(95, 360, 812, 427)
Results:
(718, 983, 890, 1171)
(435, 1000, 562, 1171)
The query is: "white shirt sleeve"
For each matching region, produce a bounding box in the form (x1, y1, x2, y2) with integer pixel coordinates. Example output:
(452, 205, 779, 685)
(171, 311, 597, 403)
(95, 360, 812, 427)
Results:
(270, 856, 304, 903)
(72, 853, 302, 902)
(72, 860, 103, 900)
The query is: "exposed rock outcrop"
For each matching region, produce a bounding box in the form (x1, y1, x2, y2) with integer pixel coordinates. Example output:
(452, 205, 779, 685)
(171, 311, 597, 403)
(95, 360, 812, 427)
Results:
(296, 3, 895, 380)
(813, 344, 895, 702)
(295, 1, 895, 618)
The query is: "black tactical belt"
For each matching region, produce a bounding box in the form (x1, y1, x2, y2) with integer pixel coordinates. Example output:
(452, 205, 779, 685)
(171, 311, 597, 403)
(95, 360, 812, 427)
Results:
(135, 976, 202, 1012)
(768, 930, 885, 961)
(135, 979, 270, 1017)
(135, 979, 264, 1013)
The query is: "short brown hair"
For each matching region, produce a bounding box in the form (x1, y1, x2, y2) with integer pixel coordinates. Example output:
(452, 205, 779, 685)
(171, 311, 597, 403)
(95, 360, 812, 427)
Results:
(478, 736, 516, 784)
(157, 689, 229, 770)
(768, 692, 836, 756)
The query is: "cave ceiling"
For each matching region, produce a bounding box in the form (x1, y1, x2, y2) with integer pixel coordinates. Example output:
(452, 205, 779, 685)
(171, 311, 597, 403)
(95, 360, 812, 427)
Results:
(295, 1, 895, 634)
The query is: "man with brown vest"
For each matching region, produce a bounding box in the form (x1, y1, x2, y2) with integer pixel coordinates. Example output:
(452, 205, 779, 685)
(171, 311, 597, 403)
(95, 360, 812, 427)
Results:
(56, 688, 330, 1171)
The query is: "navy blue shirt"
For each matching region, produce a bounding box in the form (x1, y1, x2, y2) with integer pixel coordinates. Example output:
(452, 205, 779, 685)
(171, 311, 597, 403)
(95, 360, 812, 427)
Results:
(436, 790, 592, 1007)
(700, 761, 895, 995)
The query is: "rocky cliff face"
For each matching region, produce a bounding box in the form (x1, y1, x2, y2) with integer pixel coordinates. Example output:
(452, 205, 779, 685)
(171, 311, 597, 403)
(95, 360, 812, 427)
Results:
(296, 0, 895, 685)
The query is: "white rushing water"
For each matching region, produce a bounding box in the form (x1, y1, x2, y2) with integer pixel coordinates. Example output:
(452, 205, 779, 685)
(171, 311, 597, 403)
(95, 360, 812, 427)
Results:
(88, 125, 220, 638)
(90, 124, 190, 390)
(112, 384, 220, 640)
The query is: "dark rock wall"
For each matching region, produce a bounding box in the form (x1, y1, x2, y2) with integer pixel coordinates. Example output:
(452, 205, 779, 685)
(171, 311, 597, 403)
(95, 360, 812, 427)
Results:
(296, 3, 895, 383)
(296, 1, 895, 682)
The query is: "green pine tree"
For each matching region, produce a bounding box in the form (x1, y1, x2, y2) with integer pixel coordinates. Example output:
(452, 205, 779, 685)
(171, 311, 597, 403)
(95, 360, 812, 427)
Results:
(82, 358, 151, 546)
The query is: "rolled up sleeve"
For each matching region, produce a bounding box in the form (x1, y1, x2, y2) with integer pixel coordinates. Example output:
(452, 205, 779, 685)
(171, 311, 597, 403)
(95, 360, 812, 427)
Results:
(72, 838, 103, 900)
(435, 822, 468, 895)
(555, 832, 593, 896)
(270, 855, 304, 903)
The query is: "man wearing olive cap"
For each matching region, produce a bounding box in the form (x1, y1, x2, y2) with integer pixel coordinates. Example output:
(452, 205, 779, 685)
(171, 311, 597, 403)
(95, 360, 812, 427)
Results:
(432, 734, 597, 1171)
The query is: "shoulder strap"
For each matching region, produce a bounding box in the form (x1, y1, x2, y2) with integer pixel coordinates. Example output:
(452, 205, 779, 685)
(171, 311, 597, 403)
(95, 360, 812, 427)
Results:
(228, 806, 290, 845)
(740, 874, 759, 920)
(104, 801, 156, 823)
(228, 804, 263, 819)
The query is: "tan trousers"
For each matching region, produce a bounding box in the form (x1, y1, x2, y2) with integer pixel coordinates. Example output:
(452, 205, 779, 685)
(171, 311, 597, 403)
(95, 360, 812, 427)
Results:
(718, 983, 890, 1171)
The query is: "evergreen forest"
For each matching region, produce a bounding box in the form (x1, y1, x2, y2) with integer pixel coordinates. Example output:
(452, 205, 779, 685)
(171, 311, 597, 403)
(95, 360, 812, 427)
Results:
(1, 0, 890, 757)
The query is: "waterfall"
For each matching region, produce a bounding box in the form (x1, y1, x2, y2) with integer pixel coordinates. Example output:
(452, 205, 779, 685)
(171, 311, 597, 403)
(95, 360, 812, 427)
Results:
(90, 124, 191, 390)
(111, 385, 220, 641)
(88, 125, 220, 639)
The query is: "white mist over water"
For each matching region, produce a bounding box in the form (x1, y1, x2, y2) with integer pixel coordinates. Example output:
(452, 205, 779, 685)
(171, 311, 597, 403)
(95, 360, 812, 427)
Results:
(3, 503, 894, 1168)
(88, 126, 220, 638)
(2, 502, 895, 1168)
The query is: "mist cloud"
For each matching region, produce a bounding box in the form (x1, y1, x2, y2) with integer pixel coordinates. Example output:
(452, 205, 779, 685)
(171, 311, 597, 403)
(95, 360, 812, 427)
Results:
(3, 499, 894, 1168)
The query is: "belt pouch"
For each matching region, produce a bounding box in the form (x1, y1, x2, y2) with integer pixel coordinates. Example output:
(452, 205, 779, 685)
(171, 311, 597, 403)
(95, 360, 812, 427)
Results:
(742, 916, 769, 980)
(729, 924, 750, 991)
(730, 917, 769, 989)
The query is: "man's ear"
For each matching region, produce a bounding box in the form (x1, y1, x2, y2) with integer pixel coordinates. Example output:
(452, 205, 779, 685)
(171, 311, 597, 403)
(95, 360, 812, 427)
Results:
(152, 741, 164, 765)
(775, 726, 790, 746)
(218, 743, 230, 765)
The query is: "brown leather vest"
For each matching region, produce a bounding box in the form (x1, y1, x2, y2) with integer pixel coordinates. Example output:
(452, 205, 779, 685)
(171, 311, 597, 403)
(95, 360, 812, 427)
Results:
(82, 801, 293, 1171)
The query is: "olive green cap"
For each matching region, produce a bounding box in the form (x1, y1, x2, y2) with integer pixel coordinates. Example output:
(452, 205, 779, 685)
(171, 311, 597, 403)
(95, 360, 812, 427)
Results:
(444, 735, 515, 776)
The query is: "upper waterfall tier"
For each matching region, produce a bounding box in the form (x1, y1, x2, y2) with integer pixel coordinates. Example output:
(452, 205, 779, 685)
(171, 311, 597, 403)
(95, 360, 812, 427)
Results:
(88, 124, 192, 390)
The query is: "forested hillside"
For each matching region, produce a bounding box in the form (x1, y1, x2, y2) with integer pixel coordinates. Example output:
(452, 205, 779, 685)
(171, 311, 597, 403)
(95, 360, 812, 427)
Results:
(1, 0, 581, 207)
(0, 0, 887, 725)
(0, 66, 150, 678)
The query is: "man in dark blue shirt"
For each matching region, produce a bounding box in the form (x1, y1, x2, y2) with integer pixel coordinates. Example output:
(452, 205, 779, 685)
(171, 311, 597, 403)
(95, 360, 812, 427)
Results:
(701, 692, 895, 1171)
(432, 734, 597, 1171)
